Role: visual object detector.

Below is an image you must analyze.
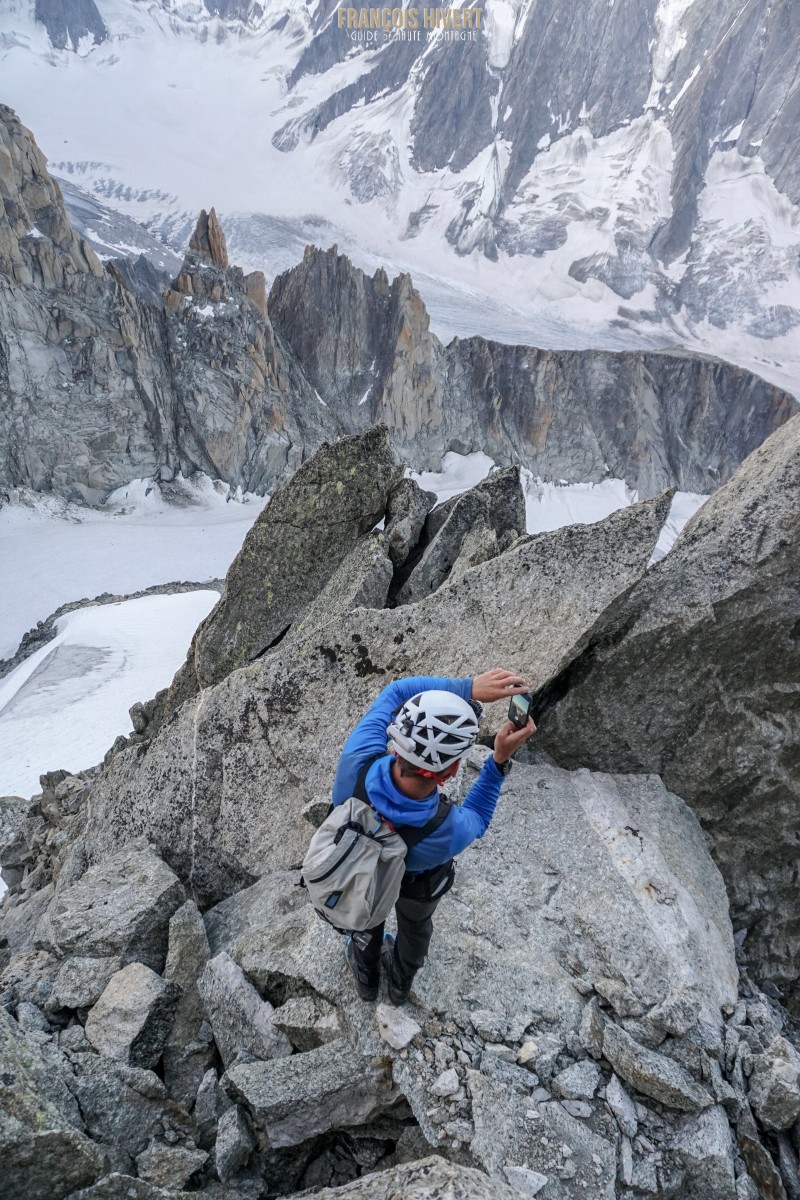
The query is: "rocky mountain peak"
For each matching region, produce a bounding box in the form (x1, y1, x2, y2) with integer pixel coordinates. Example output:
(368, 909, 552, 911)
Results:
(188, 206, 229, 269)
(268, 243, 444, 436)
(0, 113, 334, 501)
(0, 104, 103, 287)
(389, 270, 434, 339)
(168, 208, 233, 305)
(166, 207, 267, 319)
(33, 0, 107, 51)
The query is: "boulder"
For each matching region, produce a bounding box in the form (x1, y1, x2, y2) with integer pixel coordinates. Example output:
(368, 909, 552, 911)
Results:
(287, 533, 394, 644)
(448, 518, 504, 584)
(208, 875, 343, 1005)
(383, 477, 437, 567)
(748, 1036, 800, 1131)
(37, 842, 185, 973)
(67, 1055, 173, 1156)
(194, 1068, 231, 1147)
(503, 1165, 549, 1197)
(197, 951, 292, 1068)
(777, 1134, 800, 1200)
(531, 415, 800, 1007)
(469, 1072, 617, 1199)
(431, 1067, 460, 1097)
(298, 1155, 521, 1199)
(605, 1073, 638, 1138)
(222, 1038, 395, 1148)
(59, 1026, 93, 1054)
(479, 1049, 539, 1095)
(560, 1099, 594, 1120)
(1, 884, 54, 955)
(162, 901, 214, 1106)
(6, 1017, 84, 1130)
(166, 424, 401, 703)
(135, 1143, 208, 1189)
(203, 874, 288, 957)
(271, 995, 342, 1052)
(671, 1105, 737, 1200)
(53, 957, 122, 1011)
(375, 1003, 421, 1051)
(470, 1010, 509, 1042)
(15, 999, 51, 1033)
(411, 757, 736, 1043)
(84, 963, 180, 1069)
(78, 490, 671, 907)
(391, 466, 525, 604)
(737, 1105, 789, 1200)
(0, 1008, 102, 1200)
(602, 1023, 713, 1113)
(0, 794, 41, 890)
(0, 946, 59, 1010)
(214, 1105, 254, 1183)
(579, 996, 605, 1060)
(620, 1134, 633, 1186)
(551, 1060, 601, 1100)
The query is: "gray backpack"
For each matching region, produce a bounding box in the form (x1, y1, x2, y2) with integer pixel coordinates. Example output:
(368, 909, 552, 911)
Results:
(302, 756, 451, 934)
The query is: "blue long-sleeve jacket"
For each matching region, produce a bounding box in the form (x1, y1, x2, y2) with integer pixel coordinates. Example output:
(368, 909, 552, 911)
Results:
(331, 675, 505, 872)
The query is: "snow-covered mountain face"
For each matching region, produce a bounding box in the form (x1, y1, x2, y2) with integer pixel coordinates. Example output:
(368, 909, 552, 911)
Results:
(2, 0, 799, 393)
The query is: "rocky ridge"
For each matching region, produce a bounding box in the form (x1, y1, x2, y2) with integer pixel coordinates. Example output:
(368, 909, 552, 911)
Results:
(1, 422, 799, 1199)
(1, 104, 797, 506)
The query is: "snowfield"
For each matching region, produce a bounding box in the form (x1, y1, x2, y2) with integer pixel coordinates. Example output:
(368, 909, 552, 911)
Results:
(0, 591, 218, 799)
(0, 474, 267, 661)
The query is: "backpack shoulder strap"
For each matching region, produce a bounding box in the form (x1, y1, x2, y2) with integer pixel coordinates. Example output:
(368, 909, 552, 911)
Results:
(352, 752, 387, 805)
(398, 798, 452, 849)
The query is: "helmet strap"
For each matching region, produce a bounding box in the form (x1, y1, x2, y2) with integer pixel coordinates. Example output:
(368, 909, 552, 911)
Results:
(417, 761, 461, 782)
(390, 750, 461, 784)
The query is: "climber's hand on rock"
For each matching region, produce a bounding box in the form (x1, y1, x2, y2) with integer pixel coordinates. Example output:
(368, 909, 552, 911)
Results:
(493, 718, 536, 765)
(472, 668, 528, 703)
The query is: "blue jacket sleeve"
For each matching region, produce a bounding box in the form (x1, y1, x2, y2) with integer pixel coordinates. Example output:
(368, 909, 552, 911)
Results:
(447, 756, 504, 853)
(332, 675, 473, 804)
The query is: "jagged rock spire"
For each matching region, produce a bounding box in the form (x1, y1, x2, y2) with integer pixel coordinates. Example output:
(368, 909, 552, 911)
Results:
(189, 207, 228, 269)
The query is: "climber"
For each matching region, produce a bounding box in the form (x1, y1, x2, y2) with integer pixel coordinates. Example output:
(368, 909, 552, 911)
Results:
(332, 668, 537, 1004)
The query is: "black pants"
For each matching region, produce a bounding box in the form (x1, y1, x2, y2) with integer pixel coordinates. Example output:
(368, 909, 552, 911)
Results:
(354, 861, 455, 985)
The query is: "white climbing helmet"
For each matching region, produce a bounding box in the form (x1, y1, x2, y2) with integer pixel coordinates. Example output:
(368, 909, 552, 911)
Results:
(387, 690, 480, 772)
